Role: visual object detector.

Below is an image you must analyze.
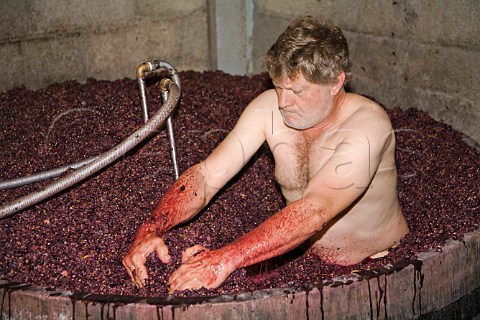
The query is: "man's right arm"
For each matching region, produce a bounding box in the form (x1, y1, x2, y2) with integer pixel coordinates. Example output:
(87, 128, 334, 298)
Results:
(122, 164, 208, 287)
(147, 89, 273, 235)
(122, 89, 273, 287)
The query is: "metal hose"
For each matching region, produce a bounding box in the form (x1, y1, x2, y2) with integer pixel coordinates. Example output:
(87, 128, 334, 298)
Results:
(0, 81, 180, 220)
(137, 60, 180, 179)
(0, 60, 181, 191)
(0, 156, 97, 191)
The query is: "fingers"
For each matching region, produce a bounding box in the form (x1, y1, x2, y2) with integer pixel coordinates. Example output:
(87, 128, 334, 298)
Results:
(122, 254, 149, 288)
(169, 248, 206, 293)
(155, 240, 172, 264)
(123, 235, 171, 288)
(168, 246, 225, 294)
(122, 259, 134, 281)
(168, 277, 202, 294)
(167, 245, 208, 293)
(167, 262, 205, 294)
(182, 244, 207, 263)
(133, 264, 149, 288)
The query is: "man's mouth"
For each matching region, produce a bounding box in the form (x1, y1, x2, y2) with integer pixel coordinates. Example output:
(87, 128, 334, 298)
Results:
(280, 106, 294, 113)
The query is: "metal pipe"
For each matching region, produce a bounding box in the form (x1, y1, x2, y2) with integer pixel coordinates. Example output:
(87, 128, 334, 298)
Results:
(0, 156, 97, 191)
(136, 62, 153, 123)
(0, 61, 182, 191)
(135, 60, 181, 179)
(138, 77, 149, 123)
(0, 83, 180, 220)
(161, 79, 180, 179)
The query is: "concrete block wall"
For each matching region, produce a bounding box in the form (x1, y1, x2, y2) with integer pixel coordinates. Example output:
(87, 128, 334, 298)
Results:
(0, 0, 210, 91)
(1, 0, 479, 142)
(250, 0, 480, 142)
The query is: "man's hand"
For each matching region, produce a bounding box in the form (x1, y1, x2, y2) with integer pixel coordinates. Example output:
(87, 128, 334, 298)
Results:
(122, 233, 171, 288)
(167, 244, 236, 293)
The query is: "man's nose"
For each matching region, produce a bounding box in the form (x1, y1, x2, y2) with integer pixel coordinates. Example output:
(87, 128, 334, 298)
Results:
(278, 89, 291, 109)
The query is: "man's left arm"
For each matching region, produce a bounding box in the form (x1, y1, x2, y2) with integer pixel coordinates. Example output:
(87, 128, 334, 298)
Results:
(167, 126, 388, 292)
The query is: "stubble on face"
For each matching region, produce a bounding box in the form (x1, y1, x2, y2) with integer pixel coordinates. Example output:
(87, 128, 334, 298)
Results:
(274, 74, 335, 131)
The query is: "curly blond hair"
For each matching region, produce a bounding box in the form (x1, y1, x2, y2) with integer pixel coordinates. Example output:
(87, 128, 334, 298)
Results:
(265, 16, 352, 85)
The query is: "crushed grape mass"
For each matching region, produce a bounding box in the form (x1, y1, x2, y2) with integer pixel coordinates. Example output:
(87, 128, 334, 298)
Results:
(0, 71, 479, 298)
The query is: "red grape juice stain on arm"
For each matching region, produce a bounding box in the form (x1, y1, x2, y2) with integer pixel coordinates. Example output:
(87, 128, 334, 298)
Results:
(223, 198, 328, 270)
(124, 165, 209, 286)
(146, 165, 208, 237)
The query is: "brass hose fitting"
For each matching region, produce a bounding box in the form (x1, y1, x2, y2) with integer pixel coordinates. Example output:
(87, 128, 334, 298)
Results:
(160, 78, 173, 92)
(136, 60, 181, 180)
(136, 62, 152, 79)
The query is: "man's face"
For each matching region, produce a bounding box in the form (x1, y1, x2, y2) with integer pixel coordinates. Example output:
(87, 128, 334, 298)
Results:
(272, 73, 335, 130)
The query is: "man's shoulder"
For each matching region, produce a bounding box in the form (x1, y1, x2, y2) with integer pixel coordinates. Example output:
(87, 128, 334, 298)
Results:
(240, 89, 279, 124)
(249, 89, 277, 110)
(343, 94, 393, 134)
(336, 94, 394, 151)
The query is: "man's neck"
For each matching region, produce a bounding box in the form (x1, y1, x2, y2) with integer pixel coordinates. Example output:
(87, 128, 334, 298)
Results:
(300, 88, 347, 139)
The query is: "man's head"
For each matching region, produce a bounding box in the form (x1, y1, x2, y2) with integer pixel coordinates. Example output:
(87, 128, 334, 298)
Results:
(265, 16, 351, 86)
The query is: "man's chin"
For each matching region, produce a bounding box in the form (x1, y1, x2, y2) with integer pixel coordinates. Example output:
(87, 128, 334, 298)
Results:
(283, 119, 309, 130)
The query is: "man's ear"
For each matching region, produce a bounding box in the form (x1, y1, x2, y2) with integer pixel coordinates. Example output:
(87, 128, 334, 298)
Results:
(330, 71, 346, 95)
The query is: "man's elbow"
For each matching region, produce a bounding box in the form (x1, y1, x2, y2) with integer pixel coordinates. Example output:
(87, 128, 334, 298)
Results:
(297, 196, 335, 230)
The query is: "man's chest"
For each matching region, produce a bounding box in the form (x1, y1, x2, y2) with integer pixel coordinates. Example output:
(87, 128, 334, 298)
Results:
(267, 133, 337, 198)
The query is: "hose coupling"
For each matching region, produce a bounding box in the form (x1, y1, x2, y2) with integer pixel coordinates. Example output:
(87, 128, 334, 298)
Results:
(151, 60, 176, 75)
(160, 78, 173, 92)
(136, 62, 153, 79)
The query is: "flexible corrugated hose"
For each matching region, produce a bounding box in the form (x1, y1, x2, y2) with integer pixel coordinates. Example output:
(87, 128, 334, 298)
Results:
(0, 81, 180, 220)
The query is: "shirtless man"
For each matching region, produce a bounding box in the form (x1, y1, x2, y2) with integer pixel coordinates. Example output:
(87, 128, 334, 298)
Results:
(122, 16, 409, 293)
